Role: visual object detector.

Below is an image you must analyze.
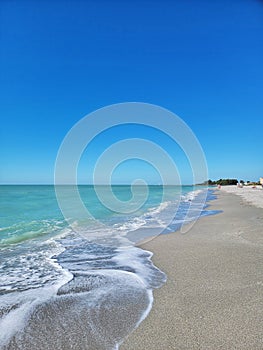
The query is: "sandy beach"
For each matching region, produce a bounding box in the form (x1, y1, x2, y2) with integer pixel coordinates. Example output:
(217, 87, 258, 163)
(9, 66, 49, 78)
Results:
(220, 185, 263, 209)
(121, 190, 263, 349)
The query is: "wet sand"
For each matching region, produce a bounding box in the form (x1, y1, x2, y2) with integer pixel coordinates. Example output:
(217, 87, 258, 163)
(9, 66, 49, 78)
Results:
(121, 191, 263, 349)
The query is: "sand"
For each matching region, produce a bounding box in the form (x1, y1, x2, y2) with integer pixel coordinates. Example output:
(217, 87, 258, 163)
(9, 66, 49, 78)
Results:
(220, 185, 263, 209)
(121, 191, 263, 350)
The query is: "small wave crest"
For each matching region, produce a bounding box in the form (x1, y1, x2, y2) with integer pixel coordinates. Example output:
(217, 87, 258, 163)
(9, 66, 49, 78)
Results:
(0, 219, 67, 247)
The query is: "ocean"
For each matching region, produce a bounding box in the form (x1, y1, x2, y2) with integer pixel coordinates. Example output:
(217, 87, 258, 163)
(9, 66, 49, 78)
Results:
(0, 185, 217, 349)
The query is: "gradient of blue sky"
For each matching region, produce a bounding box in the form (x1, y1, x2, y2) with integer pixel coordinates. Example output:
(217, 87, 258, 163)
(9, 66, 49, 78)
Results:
(1, 0, 262, 184)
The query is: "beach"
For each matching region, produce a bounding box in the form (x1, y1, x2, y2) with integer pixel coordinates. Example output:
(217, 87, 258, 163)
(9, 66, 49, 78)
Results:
(121, 189, 263, 349)
(220, 185, 263, 209)
(1, 186, 262, 349)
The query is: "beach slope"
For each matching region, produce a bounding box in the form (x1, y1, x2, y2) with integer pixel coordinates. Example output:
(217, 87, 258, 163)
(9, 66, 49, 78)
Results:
(121, 191, 263, 350)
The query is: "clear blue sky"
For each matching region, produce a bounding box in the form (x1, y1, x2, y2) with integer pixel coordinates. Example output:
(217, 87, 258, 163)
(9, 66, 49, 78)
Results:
(1, 0, 262, 184)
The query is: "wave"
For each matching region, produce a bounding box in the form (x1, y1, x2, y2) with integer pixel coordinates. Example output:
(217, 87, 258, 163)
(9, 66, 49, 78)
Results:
(0, 237, 166, 349)
(0, 220, 67, 247)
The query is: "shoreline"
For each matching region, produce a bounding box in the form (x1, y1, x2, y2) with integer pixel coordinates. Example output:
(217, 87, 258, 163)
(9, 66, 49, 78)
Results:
(121, 190, 263, 349)
(0, 185, 204, 350)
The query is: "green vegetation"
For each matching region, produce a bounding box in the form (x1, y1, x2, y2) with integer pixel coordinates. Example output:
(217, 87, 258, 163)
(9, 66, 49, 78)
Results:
(203, 179, 238, 186)
(200, 179, 261, 186)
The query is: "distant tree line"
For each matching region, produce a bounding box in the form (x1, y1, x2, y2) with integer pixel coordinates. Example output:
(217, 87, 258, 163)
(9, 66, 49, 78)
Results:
(205, 179, 238, 186)
(198, 179, 261, 186)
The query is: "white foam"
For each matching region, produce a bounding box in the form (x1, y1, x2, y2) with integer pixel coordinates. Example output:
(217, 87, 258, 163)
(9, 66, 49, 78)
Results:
(0, 267, 73, 348)
(181, 189, 203, 201)
(0, 239, 68, 294)
(113, 246, 166, 289)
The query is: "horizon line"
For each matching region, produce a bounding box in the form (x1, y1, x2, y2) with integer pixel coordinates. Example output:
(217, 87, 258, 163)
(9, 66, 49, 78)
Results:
(0, 183, 199, 187)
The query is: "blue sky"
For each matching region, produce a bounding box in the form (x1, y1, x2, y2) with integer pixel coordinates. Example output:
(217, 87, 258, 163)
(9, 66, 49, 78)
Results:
(1, 0, 263, 184)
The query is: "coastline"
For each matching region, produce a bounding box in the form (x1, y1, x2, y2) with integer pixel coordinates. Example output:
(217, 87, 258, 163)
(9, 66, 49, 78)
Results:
(121, 190, 263, 349)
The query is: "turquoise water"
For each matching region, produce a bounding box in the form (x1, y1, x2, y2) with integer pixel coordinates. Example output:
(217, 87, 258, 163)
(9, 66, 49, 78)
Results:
(0, 185, 215, 349)
(0, 185, 198, 246)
